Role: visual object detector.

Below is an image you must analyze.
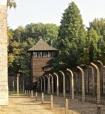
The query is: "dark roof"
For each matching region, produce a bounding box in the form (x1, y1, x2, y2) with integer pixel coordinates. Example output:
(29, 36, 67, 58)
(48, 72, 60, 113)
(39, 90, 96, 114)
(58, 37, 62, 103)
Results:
(28, 39, 58, 52)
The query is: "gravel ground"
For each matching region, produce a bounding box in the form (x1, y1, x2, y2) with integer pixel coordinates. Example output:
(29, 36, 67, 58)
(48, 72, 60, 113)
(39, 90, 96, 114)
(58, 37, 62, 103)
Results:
(42, 94, 105, 114)
(0, 94, 105, 114)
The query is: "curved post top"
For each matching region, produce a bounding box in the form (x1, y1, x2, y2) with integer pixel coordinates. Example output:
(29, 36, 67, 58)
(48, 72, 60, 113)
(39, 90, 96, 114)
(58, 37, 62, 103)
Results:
(49, 73, 53, 77)
(67, 68, 73, 77)
(77, 66, 84, 73)
(97, 60, 103, 66)
(53, 72, 57, 75)
(39, 76, 42, 81)
(89, 65, 93, 69)
(41, 76, 45, 79)
(39, 76, 42, 79)
(91, 62, 99, 70)
(59, 70, 65, 76)
(103, 66, 105, 68)
(44, 75, 48, 78)
(53, 72, 58, 77)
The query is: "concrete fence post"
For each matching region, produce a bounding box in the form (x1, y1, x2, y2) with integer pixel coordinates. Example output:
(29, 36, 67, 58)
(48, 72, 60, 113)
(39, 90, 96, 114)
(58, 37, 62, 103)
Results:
(49, 74, 54, 95)
(50, 95, 53, 109)
(67, 68, 74, 99)
(59, 71, 65, 97)
(36, 92, 38, 101)
(53, 72, 59, 96)
(91, 62, 100, 104)
(31, 90, 33, 97)
(89, 66, 95, 96)
(17, 74, 19, 95)
(97, 105, 101, 114)
(42, 92, 44, 103)
(42, 76, 46, 93)
(48, 76, 51, 94)
(73, 72, 78, 95)
(45, 75, 49, 94)
(40, 77, 42, 92)
(77, 66, 85, 102)
(97, 60, 103, 95)
(65, 99, 68, 114)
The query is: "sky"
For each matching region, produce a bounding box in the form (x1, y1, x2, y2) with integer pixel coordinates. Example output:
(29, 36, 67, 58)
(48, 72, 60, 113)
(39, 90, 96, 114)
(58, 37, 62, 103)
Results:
(8, 0, 105, 29)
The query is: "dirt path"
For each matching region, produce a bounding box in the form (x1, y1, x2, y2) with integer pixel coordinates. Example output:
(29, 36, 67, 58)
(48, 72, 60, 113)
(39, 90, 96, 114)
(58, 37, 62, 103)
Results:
(0, 96, 54, 114)
(0, 95, 105, 114)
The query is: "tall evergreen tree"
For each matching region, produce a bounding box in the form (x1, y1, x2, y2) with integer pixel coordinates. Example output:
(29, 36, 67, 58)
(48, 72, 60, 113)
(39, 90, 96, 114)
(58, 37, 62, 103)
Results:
(54, 2, 86, 69)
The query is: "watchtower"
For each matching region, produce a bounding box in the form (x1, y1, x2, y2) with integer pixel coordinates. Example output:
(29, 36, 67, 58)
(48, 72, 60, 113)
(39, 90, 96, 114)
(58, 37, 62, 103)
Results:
(28, 38, 57, 83)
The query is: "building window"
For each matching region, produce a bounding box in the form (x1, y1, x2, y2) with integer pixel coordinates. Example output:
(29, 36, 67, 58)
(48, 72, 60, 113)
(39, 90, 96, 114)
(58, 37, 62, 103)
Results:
(43, 52, 48, 57)
(48, 52, 52, 57)
(37, 52, 42, 57)
(33, 52, 37, 57)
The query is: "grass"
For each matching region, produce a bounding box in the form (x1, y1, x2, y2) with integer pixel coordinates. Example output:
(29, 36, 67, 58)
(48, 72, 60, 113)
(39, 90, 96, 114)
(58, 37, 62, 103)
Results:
(9, 91, 26, 96)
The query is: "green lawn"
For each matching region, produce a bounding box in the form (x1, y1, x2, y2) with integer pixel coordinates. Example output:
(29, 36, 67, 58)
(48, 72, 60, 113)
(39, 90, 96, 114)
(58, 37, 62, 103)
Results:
(9, 91, 26, 96)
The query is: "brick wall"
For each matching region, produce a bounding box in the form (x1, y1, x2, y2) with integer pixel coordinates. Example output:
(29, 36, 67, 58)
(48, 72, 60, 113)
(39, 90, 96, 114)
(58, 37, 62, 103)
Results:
(0, 0, 8, 105)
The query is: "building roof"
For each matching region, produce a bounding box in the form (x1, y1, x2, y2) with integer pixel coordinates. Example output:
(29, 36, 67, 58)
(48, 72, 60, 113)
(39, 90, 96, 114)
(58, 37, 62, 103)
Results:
(28, 38, 58, 52)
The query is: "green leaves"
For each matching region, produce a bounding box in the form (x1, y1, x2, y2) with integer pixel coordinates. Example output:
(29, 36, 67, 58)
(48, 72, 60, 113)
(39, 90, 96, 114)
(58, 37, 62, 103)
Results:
(7, 0, 16, 8)
(8, 23, 58, 75)
(54, 2, 86, 69)
(88, 18, 105, 63)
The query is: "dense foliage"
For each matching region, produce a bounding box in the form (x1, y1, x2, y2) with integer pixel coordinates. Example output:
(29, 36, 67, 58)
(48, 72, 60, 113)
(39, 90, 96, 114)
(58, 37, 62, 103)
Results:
(8, 23, 59, 75)
(8, 1, 105, 75)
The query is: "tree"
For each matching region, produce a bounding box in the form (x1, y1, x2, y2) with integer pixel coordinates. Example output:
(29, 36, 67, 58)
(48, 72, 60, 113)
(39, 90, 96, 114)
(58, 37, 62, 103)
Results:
(89, 18, 105, 37)
(7, 0, 16, 8)
(13, 26, 26, 43)
(88, 18, 105, 63)
(8, 27, 15, 68)
(87, 28, 99, 62)
(8, 23, 58, 75)
(25, 23, 58, 45)
(54, 2, 86, 69)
